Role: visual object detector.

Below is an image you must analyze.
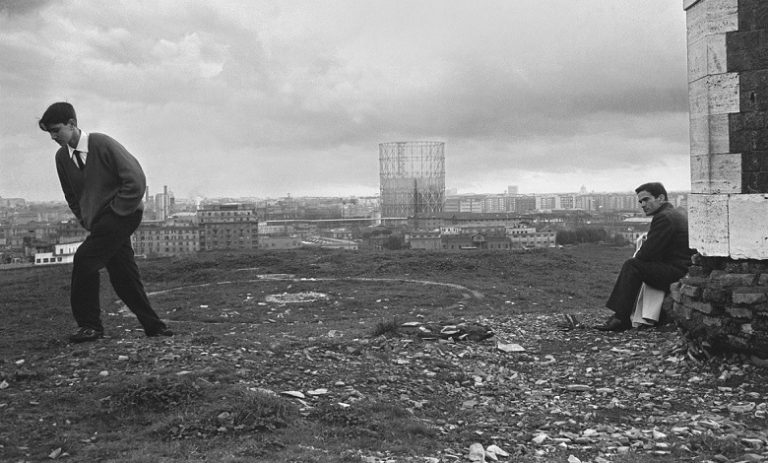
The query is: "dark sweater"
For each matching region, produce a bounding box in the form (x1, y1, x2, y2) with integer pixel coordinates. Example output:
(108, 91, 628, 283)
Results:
(55, 133, 146, 231)
(635, 202, 693, 270)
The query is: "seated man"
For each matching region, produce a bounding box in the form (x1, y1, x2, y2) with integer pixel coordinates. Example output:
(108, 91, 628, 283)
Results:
(596, 182, 694, 332)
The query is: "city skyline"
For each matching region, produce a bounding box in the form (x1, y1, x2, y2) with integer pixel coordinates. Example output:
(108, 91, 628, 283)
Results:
(1, 185, 691, 204)
(2, 1, 689, 201)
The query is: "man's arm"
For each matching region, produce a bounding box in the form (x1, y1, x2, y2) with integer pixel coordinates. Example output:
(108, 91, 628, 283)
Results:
(55, 157, 84, 227)
(635, 213, 673, 262)
(102, 136, 146, 216)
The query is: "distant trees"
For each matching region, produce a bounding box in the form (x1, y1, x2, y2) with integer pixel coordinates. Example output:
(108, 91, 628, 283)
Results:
(609, 233, 630, 246)
(556, 228, 608, 245)
(360, 226, 407, 250)
(383, 234, 405, 250)
(360, 227, 390, 240)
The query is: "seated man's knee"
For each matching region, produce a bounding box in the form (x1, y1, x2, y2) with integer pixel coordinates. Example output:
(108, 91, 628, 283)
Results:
(621, 257, 642, 274)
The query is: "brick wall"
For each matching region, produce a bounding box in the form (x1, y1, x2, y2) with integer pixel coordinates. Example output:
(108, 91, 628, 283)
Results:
(670, 254, 768, 357)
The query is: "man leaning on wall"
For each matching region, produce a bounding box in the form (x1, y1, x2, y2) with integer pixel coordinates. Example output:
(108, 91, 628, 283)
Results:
(596, 182, 695, 332)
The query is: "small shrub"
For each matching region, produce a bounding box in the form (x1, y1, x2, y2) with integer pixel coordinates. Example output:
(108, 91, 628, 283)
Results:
(158, 387, 299, 440)
(308, 400, 437, 441)
(224, 389, 299, 432)
(107, 376, 202, 412)
(371, 317, 400, 337)
(686, 431, 742, 457)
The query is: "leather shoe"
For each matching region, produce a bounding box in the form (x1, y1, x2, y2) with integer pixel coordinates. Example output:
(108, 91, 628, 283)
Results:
(595, 317, 631, 332)
(146, 327, 174, 337)
(69, 327, 104, 343)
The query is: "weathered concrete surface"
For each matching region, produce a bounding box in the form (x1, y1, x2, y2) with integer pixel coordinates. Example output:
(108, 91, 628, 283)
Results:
(729, 194, 768, 258)
(688, 193, 729, 256)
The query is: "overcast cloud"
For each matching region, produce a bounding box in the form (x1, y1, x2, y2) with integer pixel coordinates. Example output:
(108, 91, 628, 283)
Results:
(0, 0, 690, 200)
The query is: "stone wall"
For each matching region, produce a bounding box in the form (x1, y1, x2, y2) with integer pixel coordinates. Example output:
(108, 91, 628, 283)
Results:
(670, 254, 768, 357)
(679, 0, 768, 359)
(686, 0, 768, 259)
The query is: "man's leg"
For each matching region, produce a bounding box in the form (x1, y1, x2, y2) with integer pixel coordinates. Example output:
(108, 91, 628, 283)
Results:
(70, 238, 104, 332)
(69, 210, 141, 340)
(70, 211, 137, 332)
(106, 238, 167, 334)
(605, 257, 687, 322)
(70, 209, 146, 335)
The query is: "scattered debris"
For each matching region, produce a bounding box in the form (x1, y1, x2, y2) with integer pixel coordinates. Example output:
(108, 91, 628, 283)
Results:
(467, 443, 485, 462)
(556, 314, 584, 330)
(265, 291, 329, 304)
(398, 320, 494, 341)
(497, 342, 525, 353)
(281, 391, 306, 399)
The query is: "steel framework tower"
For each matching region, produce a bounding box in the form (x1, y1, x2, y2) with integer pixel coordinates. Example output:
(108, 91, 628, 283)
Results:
(379, 141, 445, 218)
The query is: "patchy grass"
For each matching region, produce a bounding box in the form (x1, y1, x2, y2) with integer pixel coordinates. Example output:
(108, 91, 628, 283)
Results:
(2, 245, 767, 462)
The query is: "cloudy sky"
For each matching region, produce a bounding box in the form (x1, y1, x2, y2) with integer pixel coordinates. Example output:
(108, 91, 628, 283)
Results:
(0, 0, 690, 201)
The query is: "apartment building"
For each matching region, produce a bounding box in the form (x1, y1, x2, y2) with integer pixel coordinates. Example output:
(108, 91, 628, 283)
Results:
(558, 195, 576, 210)
(198, 203, 258, 251)
(132, 221, 200, 257)
(507, 195, 537, 213)
(482, 194, 506, 213)
(444, 191, 685, 214)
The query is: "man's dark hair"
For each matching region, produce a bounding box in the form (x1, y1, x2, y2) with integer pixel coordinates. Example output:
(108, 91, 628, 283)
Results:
(39, 102, 76, 131)
(635, 182, 668, 200)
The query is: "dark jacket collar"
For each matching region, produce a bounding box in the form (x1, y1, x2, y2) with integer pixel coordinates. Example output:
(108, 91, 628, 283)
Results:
(650, 202, 673, 216)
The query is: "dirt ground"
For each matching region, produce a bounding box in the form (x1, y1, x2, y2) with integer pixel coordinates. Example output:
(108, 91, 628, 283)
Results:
(1, 245, 767, 463)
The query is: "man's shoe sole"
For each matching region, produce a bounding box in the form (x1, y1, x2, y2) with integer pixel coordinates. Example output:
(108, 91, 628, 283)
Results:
(68, 333, 103, 343)
(146, 329, 174, 337)
(595, 320, 631, 332)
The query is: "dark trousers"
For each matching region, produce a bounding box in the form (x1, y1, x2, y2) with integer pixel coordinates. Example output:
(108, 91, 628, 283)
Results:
(605, 257, 687, 322)
(71, 209, 166, 333)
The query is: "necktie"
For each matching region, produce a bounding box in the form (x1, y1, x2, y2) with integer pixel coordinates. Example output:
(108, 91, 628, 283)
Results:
(73, 150, 85, 170)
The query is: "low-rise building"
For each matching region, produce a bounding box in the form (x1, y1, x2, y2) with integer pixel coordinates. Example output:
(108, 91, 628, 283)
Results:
(259, 235, 302, 249)
(508, 229, 557, 248)
(408, 222, 555, 251)
(35, 241, 81, 265)
(441, 225, 510, 250)
(321, 227, 354, 240)
(302, 236, 358, 250)
(407, 230, 442, 250)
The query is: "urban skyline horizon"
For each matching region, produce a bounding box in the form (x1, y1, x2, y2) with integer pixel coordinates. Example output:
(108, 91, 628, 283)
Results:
(3, 185, 691, 204)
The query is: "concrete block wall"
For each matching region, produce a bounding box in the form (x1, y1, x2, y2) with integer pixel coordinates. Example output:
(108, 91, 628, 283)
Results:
(686, 0, 768, 258)
(679, 0, 768, 356)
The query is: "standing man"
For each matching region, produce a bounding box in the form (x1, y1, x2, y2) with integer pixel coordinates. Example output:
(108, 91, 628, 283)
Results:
(39, 102, 172, 342)
(596, 182, 694, 332)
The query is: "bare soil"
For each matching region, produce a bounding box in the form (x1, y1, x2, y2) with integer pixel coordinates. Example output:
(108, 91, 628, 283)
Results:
(1, 245, 767, 462)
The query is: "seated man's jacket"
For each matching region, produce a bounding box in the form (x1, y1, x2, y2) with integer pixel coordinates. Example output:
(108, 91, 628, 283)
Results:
(635, 202, 693, 271)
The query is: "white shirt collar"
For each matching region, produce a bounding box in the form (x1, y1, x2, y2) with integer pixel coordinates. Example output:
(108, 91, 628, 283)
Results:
(67, 130, 89, 155)
(68, 130, 89, 166)
(75, 130, 89, 153)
